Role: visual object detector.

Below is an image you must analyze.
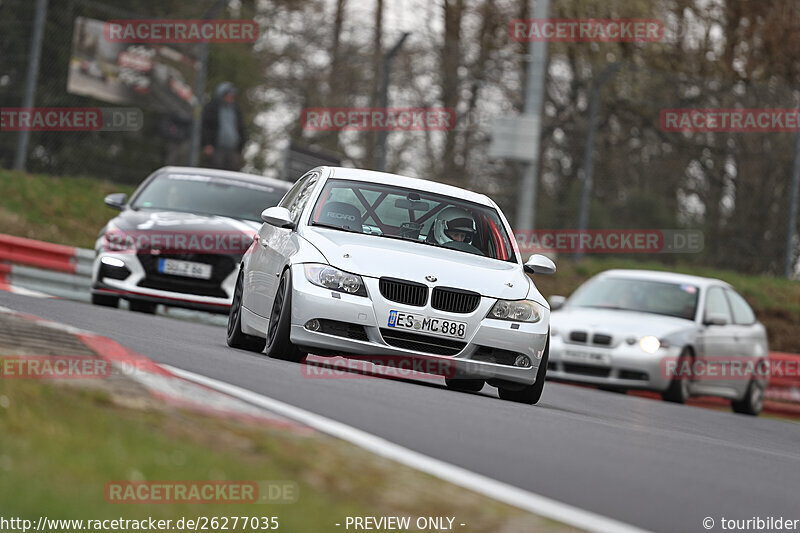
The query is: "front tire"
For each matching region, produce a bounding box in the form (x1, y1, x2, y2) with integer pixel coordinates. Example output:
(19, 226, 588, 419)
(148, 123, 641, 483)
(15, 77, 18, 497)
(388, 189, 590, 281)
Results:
(498, 335, 549, 405)
(264, 269, 306, 363)
(129, 300, 157, 314)
(227, 269, 266, 352)
(91, 292, 119, 308)
(731, 377, 765, 416)
(445, 378, 485, 393)
(662, 348, 692, 404)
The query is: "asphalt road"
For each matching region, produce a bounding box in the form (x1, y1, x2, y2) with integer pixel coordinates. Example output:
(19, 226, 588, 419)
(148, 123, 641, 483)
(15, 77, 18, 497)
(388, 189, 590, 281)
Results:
(3, 291, 799, 533)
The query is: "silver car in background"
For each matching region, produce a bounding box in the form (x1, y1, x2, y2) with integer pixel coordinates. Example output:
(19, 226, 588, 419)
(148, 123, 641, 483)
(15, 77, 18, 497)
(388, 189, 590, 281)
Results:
(548, 269, 769, 415)
(226, 166, 556, 404)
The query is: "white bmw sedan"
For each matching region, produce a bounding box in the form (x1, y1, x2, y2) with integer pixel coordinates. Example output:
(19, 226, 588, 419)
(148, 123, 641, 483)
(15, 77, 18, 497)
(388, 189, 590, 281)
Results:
(227, 166, 556, 404)
(548, 270, 769, 415)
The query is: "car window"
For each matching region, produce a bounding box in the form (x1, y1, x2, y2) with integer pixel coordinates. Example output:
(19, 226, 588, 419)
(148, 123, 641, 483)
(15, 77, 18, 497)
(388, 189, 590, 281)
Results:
(704, 287, 732, 323)
(287, 172, 319, 222)
(725, 289, 756, 325)
(279, 174, 310, 210)
(307, 178, 516, 262)
(131, 173, 288, 222)
(567, 277, 698, 319)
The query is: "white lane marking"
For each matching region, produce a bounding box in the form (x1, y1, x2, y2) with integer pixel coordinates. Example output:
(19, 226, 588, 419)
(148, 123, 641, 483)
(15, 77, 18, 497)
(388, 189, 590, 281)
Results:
(164, 364, 652, 533)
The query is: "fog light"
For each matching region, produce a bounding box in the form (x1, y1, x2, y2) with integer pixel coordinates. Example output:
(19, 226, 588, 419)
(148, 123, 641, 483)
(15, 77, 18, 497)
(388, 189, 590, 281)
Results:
(305, 319, 320, 332)
(100, 256, 125, 268)
(514, 355, 531, 367)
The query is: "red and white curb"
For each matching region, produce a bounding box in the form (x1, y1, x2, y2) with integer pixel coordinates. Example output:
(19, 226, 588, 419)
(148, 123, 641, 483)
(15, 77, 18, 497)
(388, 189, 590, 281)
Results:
(0, 306, 309, 433)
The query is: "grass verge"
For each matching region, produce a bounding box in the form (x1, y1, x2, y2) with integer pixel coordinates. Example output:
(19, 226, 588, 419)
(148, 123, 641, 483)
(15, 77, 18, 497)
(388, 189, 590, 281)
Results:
(0, 169, 134, 248)
(0, 377, 570, 532)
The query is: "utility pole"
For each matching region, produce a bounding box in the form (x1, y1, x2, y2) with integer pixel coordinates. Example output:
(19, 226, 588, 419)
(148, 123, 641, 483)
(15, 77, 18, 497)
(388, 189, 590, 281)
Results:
(575, 62, 623, 260)
(515, 0, 550, 231)
(13, 0, 49, 171)
(376, 32, 411, 172)
(785, 128, 800, 278)
(189, 0, 228, 167)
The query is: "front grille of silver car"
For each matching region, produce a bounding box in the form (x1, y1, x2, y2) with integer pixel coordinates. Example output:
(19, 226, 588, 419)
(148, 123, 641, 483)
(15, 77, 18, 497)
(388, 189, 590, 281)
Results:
(569, 331, 613, 346)
(569, 331, 588, 343)
(379, 328, 466, 356)
(431, 287, 481, 314)
(563, 363, 611, 377)
(379, 277, 428, 307)
(592, 333, 612, 345)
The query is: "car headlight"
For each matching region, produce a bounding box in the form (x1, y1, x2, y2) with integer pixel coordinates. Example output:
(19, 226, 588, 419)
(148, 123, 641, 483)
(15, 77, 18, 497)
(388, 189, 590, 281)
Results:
(639, 336, 661, 354)
(488, 299, 543, 323)
(304, 264, 367, 297)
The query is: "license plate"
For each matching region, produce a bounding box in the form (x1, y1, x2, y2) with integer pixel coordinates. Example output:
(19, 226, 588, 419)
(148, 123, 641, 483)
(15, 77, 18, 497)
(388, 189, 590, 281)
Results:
(387, 310, 466, 339)
(564, 349, 610, 365)
(158, 258, 212, 280)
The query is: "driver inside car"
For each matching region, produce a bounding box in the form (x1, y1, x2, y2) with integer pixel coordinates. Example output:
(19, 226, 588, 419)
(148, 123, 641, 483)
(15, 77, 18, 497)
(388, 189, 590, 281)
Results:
(432, 206, 484, 255)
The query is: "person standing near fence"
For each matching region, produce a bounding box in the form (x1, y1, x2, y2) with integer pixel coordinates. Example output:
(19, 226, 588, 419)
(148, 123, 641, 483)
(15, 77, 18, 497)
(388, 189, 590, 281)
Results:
(201, 82, 247, 170)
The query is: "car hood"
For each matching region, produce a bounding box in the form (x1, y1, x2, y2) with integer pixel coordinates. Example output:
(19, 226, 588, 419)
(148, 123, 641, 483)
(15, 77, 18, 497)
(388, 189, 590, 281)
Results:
(551, 307, 694, 341)
(301, 227, 531, 300)
(107, 209, 260, 235)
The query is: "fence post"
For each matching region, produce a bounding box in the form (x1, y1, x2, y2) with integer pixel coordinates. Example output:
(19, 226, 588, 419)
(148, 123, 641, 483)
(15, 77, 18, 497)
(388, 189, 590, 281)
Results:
(12, 0, 49, 172)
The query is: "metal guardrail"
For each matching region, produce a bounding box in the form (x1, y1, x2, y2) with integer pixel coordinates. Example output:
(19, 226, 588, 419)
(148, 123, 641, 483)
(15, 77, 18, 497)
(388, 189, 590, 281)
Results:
(0, 233, 93, 301)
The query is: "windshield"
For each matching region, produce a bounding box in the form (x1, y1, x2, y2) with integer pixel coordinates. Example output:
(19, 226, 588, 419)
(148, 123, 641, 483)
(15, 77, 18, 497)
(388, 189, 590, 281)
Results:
(131, 173, 287, 222)
(308, 179, 516, 262)
(568, 277, 699, 320)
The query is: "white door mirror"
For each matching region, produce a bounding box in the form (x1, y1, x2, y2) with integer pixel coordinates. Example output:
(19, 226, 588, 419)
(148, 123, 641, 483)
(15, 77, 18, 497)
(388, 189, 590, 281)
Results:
(524, 254, 556, 275)
(260, 206, 295, 229)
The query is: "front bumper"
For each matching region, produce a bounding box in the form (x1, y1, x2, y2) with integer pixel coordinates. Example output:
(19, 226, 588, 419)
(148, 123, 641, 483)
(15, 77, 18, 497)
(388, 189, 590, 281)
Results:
(548, 334, 681, 391)
(287, 265, 549, 386)
(91, 251, 236, 314)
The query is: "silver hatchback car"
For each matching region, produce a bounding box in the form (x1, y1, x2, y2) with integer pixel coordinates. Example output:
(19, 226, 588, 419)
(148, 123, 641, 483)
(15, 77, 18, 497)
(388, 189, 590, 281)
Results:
(548, 270, 769, 415)
(226, 167, 556, 404)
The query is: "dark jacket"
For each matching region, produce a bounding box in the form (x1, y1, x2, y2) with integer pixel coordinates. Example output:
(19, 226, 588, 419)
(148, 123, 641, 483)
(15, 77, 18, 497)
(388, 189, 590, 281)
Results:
(201, 90, 247, 151)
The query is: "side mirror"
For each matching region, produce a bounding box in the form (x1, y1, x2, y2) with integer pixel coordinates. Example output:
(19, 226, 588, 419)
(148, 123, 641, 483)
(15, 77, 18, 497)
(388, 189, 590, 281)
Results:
(704, 313, 729, 326)
(549, 295, 566, 311)
(261, 206, 295, 229)
(524, 254, 556, 275)
(104, 193, 127, 211)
